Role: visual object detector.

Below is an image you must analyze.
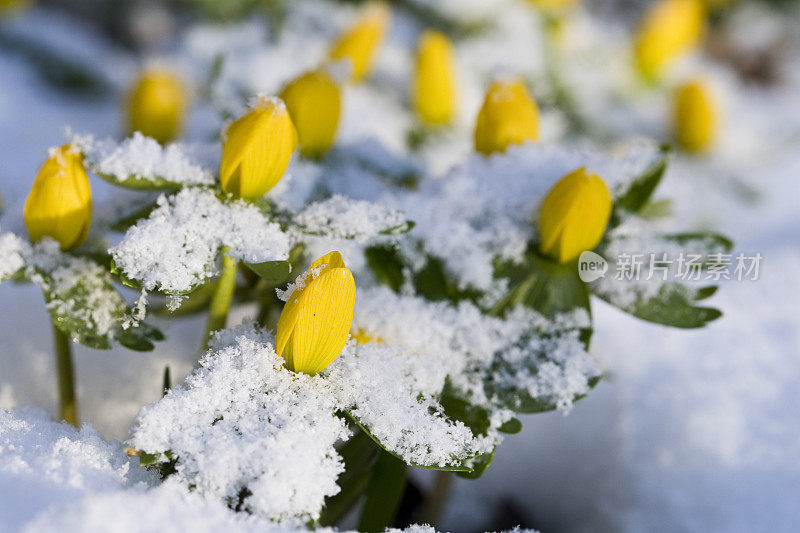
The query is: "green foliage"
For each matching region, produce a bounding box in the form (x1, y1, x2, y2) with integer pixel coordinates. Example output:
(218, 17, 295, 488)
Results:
(612, 145, 669, 218)
(594, 283, 723, 328)
(243, 260, 292, 285)
(93, 171, 187, 191)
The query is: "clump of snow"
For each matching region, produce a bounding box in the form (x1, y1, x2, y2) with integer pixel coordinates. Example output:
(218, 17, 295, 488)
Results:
(275, 264, 326, 302)
(110, 188, 290, 296)
(71, 131, 216, 187)
(0, 230, 26, 281)
(131, 323, 349, 521)
(0, 408, 155, 530)
(294, 195, 409, 242)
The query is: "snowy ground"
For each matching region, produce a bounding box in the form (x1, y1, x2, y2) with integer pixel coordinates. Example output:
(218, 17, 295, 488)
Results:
(1, 3, 799, 532)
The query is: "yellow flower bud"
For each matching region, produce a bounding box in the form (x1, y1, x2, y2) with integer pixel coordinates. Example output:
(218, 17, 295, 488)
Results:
(538, 167, 612, 264)
(219, 96, 298, 200)
(673, 79, 717, 152)
(276, 251, 356, 374)
(280, 69, 342, 158)
(24, 145, 92, 252)
(125, 69, 187, 144)
(412, 30, 457, 126)
(634, 0, 706, 81)
(328, 2, 391, 82)
(474, 78, 539, 156)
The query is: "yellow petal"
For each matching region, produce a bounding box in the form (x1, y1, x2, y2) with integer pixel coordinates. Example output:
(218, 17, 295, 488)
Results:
(24, 145, 92, 252)
(280, 69, 342, 158)
(634, 0, 706, 81)
(276, 251, 356, 374)
(474, 78, 539, 156)
(412, 30, 457, 125)
(328, 2, 390, 82)
(538, 167, 612, 263)
(673, 79, 717, 152)
(219, 96, 298, 200)
(125, 68, 187, 144)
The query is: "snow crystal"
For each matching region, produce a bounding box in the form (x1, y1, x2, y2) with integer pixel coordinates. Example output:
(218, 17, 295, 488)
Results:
(275, 264, 326, 302)
(71, 131, 216, 187)
(110, 187, 290, 295)
(294, 195, 408, 242)
(131, 323, 349, 521)
(0, 230, 26, 281)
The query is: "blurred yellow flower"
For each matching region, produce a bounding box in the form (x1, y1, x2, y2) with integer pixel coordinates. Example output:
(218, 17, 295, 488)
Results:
(0, 0, 32, 15)
(24, 145, 92, 252)
(673, 79, 717, 152)
(412, 30, 457, 125)
(352, 328, 383, 345)
(125, 68, 187, 145)
(474, 78, 539, 155)
(538, 167, 612, 264)
(525, 0, 579, 12)
(634, 0, 706, 81)
(328, 2, 390, 82)
(280, 69, 342, 158)
(219, 96, 298, 200)
(276, 251, 356, 374)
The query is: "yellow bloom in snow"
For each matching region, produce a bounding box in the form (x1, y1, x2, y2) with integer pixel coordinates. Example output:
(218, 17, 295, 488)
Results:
(412, 30, 457, 126)
(474, 78, 539, 155)
(219, 96, 298, 200)
(125, 68, 187, 144)
(673, 79, 717, 152)
(280, 69, 342, 158)
(525, 0, 579, 11)
(24, 145, 92, 252)
(538, 167, 612, 264)
(328, 2, 390, 82)
(276, 251, 356, 374)
(634, 0, 706, 81)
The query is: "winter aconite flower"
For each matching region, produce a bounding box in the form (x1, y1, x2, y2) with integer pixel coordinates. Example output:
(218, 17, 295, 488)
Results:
(538, 167, 612, 264)
(219, 96, 298, 200)
(280, 69, 342, 158)
(412, 30, 457, 125)
(634, 0, 705, 81)
(673, 79, 717, 152)
(328, 2, 390, 82)
(474, 78, 539, 155)
(24, 145, 92, 252)
(276, 251, 356, 374)
(125, 68, 187, 144)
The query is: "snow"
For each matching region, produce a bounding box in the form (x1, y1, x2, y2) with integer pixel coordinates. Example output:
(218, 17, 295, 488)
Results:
(293, 195, 409, 242)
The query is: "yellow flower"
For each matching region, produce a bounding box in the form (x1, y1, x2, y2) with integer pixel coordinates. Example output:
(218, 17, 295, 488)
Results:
(634, 0, 706, 81)
(328, 2, 391, 82)
(24, 145, 92, 252)
(125, 68, 187, 144)
(276, 251, 356, 374)
(412, 30, 457, 125)
(538, 167, 612, 264)
(673, 79, 717, 152)
(352, 328, 383, 345)
(280, 69, 342, 158)
(474, 78, 539, 156)
(525, 0, 579, 12)
(219, 96, 298, 200)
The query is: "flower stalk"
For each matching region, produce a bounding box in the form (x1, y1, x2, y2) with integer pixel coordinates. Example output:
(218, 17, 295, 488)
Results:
(201, 250, 238, 350)
(52, 323, 78, 427)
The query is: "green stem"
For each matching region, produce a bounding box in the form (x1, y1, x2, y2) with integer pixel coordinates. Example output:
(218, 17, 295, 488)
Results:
(358, 449, 407, 532)
(419, 471, 453, 527)
(52, 324, 78, 427)
(201, 251, 238, 350)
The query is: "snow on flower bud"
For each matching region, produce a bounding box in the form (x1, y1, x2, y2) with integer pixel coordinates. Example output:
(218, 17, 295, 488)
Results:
(328, 1, 390, 82)
(125, 68, 187, 144)
(538, 167, 612, 264)
(474, 78, 540, 156)
(673, 79, 717, 152)
(219, 96, 298, 200)
(634, 0, 705, 81)
(280, 68, 341, 158)
(412, 30, 457, 125)
(276, 251, 356, 374)
(24, 145, 92, 252)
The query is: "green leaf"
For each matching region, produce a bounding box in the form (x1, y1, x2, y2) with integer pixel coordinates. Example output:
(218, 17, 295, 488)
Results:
(243, 260, 291, 285)
(414, 255, 482, 305)
(613, 145, 669, 216)
(109, 200, 160, 233)
(365, 245, 406, 292)
(594, 282, 723, 328)
(343, 411, 475, 472)
(661, 232, 734, 255)
(358, 449, 407, 533)
(456, 448, 495, 480)
(93, 171, 186, 191)
(492, 249, 591, 320)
